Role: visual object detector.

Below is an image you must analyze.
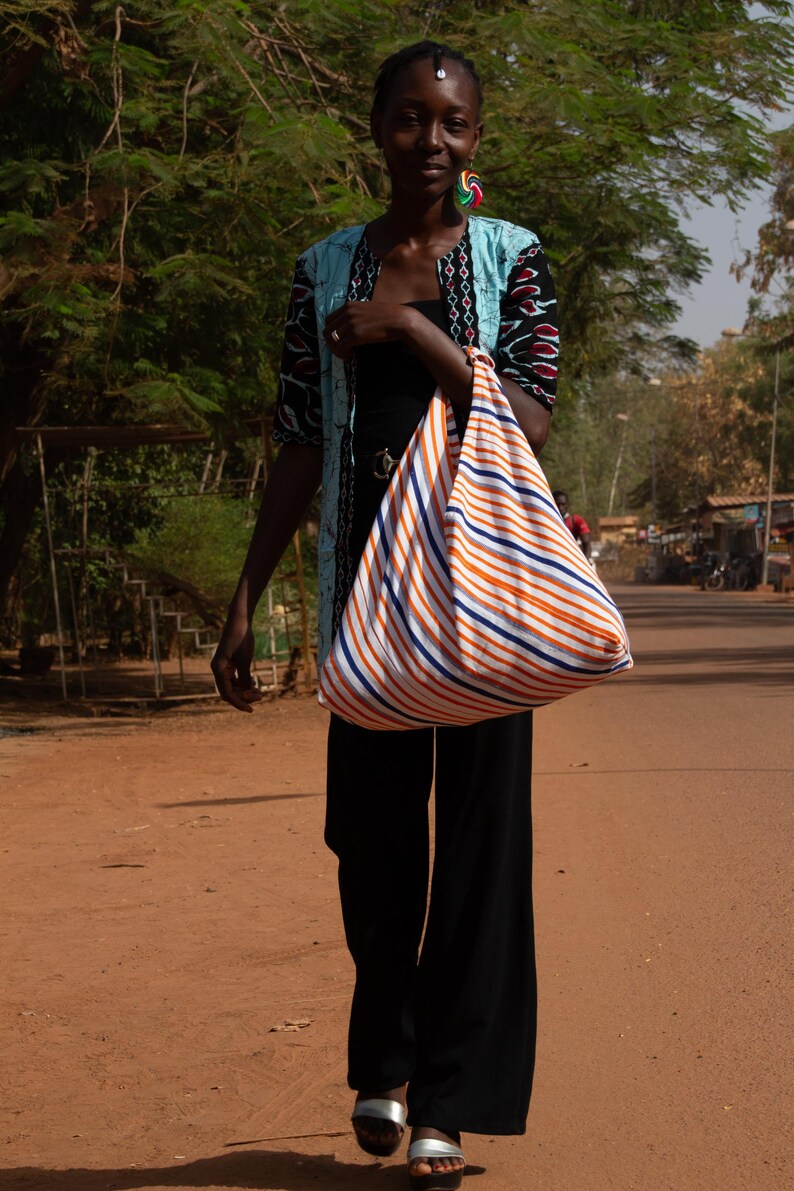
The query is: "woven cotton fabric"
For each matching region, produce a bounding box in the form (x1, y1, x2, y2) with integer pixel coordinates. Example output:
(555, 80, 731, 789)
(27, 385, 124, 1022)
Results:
(318, 350, 632, 730)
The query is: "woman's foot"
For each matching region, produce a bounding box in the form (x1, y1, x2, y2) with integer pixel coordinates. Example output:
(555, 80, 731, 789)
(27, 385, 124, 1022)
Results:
(407, 1127, 465, 1189)
(352, 1086, 407, 1156)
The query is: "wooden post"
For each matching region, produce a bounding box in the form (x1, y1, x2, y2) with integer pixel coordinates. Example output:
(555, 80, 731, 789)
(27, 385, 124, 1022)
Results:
(65, 561, 86, 697)
(198, 450, 214, 493)
(35, 434, 68, 700)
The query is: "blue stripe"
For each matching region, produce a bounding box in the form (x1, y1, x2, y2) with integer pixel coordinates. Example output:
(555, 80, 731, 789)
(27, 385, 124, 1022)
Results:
(456, 457, 560, 518)
(446, 502, 610, 603)
(381, 571, 522, 708)
(335, 623, 428, 726)
(408, 463, 451, 578)
(451, 590, 624, 675)
(469, 400, 516, 427)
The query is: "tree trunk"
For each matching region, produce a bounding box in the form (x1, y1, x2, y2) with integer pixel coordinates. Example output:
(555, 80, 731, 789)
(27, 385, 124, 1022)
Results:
(0, 334, 48, 491)
(0, 457, 41, 644)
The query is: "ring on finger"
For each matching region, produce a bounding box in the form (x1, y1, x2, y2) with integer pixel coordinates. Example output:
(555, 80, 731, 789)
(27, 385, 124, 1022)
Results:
(331, 328, 341, 343)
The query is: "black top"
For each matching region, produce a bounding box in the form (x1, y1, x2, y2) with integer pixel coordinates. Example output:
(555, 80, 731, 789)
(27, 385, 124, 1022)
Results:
(349, 299, 448, 565)
(353, 299, 448, 460)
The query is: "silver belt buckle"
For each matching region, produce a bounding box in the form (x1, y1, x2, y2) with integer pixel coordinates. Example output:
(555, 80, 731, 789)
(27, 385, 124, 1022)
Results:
(372, 448, 398, 480)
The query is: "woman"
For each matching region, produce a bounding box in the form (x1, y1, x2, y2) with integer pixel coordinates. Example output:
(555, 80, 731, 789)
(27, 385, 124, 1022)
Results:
(212, 40, 558, 1191)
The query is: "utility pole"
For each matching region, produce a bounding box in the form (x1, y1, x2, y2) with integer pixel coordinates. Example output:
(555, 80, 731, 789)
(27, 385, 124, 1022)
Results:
(608, 413, 630, 516)
(762, 349, 781, 587)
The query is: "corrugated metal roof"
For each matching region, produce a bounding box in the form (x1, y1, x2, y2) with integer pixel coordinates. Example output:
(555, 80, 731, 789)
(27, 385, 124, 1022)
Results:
(704, 494, 794, 509)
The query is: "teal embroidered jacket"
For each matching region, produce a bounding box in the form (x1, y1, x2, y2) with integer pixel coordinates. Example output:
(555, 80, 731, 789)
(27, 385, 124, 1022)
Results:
(273, 215, 558, 666)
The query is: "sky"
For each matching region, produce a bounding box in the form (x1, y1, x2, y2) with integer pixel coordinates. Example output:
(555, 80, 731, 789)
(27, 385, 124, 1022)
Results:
(672, 193, 771, 349)
(671, 4, 789, 349)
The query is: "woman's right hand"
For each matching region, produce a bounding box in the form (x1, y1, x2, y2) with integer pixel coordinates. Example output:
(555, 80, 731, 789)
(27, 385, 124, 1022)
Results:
(211, 608, 263, 713)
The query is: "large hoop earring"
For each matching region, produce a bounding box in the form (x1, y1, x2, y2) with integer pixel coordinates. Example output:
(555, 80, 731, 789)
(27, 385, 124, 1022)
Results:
(377, 148, 386, 193)
(456, 164, 483, 209)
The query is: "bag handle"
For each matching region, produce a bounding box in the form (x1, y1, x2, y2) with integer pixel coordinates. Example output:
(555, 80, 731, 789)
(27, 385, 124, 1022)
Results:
(466, 345, 496, 371)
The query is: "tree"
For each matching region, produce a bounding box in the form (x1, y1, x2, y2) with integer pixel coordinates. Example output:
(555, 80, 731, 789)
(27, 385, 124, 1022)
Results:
(1, 1, 793, 617)
(542, 343, 770, 526)
(731, 121, 794, 492)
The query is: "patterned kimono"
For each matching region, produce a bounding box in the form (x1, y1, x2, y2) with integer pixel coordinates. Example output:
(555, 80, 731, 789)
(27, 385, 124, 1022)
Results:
(273, 215, 559, 666)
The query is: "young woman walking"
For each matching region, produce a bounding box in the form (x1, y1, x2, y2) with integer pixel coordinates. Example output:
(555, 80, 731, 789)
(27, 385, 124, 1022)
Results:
(212, 40, 558, 1190)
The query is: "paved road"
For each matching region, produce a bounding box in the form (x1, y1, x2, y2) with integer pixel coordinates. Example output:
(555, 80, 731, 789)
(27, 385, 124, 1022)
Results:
(527, 584, 793, 1190)
(1, 584, 791, 1191)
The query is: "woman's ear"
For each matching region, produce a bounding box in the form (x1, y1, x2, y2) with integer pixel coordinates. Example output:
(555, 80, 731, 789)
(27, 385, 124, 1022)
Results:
(370, 107, 383, 149)
(472, 122, 484, 157)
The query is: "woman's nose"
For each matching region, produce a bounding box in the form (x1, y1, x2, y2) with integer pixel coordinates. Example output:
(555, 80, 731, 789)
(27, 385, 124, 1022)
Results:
(418, 121, 443, 150)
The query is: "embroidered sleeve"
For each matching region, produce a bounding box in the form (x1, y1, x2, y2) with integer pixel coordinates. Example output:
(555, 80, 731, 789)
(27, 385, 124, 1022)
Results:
(272, 255, 322, 446)
(495, 242, 559, 411)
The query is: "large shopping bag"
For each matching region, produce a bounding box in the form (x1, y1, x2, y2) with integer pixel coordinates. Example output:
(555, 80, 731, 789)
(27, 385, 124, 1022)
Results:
(318, 349, 632, 729)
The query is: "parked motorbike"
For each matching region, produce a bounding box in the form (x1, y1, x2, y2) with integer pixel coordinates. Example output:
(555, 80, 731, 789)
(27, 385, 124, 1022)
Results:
(705, 554, 758, 592)
(694, 551, 722, 587)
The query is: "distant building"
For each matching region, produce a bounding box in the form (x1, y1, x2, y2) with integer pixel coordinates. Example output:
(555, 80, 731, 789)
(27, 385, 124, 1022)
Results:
(595, 515, 639, 545)
(687, 493, 794, 557)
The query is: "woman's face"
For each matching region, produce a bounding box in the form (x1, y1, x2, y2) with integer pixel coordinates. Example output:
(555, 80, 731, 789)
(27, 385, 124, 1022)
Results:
(372, 58, 482, 203)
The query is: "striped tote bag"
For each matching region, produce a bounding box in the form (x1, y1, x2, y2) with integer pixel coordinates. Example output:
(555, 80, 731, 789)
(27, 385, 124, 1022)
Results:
(318, 348, 632, 730)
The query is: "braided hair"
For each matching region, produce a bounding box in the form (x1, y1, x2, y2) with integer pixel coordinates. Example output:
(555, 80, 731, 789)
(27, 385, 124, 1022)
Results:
(373, 41, 483, 113)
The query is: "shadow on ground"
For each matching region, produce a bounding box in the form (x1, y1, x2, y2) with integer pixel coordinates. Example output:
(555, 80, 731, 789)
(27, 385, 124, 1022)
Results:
(4, 1151, 387, 1191)
(624, 644, 794, 688)
(617, 590, 793, 632)
(158, 792, 324, 808)
(2, 1150, 486, 1191)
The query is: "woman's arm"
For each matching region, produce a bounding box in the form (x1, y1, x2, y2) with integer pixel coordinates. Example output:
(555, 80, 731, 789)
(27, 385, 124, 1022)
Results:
(323, 303, 550, 452)
(322, 234, 558, 455)
(213, 251, 323, 712)
(393, 311, 551, 452)
(211, 444, 322, 712)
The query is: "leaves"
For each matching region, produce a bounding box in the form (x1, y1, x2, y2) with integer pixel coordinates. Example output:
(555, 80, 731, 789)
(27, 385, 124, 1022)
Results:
(1, 0, 793, 608)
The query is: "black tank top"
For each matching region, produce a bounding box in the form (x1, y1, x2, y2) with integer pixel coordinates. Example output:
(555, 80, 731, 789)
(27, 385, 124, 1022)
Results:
(349, 299, 448, 565)
(353, 299, 448, 457)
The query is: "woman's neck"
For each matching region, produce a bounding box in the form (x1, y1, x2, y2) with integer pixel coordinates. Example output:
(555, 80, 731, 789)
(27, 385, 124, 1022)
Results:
(367, 190, 466, 255)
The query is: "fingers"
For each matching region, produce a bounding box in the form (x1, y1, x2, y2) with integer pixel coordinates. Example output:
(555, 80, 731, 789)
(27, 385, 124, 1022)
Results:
(323, 301, 402, 357)
(211, 654, 256, 713)
(324, 302, 371, 358)
(323, 307, 351, 357)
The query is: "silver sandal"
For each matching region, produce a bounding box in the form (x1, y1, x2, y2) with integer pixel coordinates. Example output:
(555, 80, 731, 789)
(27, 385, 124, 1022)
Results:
(407, 1137, 465, 1190)
(352, 1096, 408, 1157)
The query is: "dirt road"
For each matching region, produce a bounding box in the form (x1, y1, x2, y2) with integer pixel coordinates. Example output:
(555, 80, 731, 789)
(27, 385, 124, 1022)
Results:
(1, 586, 792, 1191)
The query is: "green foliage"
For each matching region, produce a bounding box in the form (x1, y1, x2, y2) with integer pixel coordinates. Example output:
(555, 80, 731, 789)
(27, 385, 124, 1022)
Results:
(2, 0, 792, 446)
(8, 443, 191, 643)
(740, 124, 794, 298)
(726, 124, 794, 494)
(130, 492, 254, 602)
(543, 339, 778, 527)
(2, 0, 793, 633)
(129, 491, 316, 664)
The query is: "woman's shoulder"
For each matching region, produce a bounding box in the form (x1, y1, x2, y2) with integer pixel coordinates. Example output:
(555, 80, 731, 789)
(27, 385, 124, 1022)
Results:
(296, 224, 366, 270)
(467, 214, 542, 256)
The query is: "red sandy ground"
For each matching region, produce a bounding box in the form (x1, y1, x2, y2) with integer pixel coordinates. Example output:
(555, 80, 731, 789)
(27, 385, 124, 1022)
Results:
(1, 586, 792, 1191)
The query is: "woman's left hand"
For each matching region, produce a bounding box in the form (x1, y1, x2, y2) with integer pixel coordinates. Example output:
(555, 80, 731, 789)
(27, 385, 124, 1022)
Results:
(323, 302, 412, 359)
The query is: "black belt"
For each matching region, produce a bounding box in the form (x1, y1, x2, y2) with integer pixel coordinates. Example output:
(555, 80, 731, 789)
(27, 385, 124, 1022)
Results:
(355, 447, 400, 480)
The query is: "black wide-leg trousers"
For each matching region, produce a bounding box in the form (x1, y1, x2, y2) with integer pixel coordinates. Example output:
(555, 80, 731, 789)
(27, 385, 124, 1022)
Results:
(325, 708, 536, 1136)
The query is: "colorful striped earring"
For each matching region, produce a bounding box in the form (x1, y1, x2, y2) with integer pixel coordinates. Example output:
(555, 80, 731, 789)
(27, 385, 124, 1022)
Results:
(456, 165, 483, 209)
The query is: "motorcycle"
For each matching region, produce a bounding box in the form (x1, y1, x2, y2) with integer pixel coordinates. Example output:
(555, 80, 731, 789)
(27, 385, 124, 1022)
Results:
(705, 554, 758, 592)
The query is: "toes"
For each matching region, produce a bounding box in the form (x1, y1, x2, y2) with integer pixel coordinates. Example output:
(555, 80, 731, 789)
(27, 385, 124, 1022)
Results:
(409, 1157, 464, 1174)
(354, 1116, 402, 1147)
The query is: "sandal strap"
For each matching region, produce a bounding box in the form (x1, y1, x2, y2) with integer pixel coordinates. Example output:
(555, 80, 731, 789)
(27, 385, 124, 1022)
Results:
(352, 1098, 408, 1128)
(407, 1139, 465, 1162)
